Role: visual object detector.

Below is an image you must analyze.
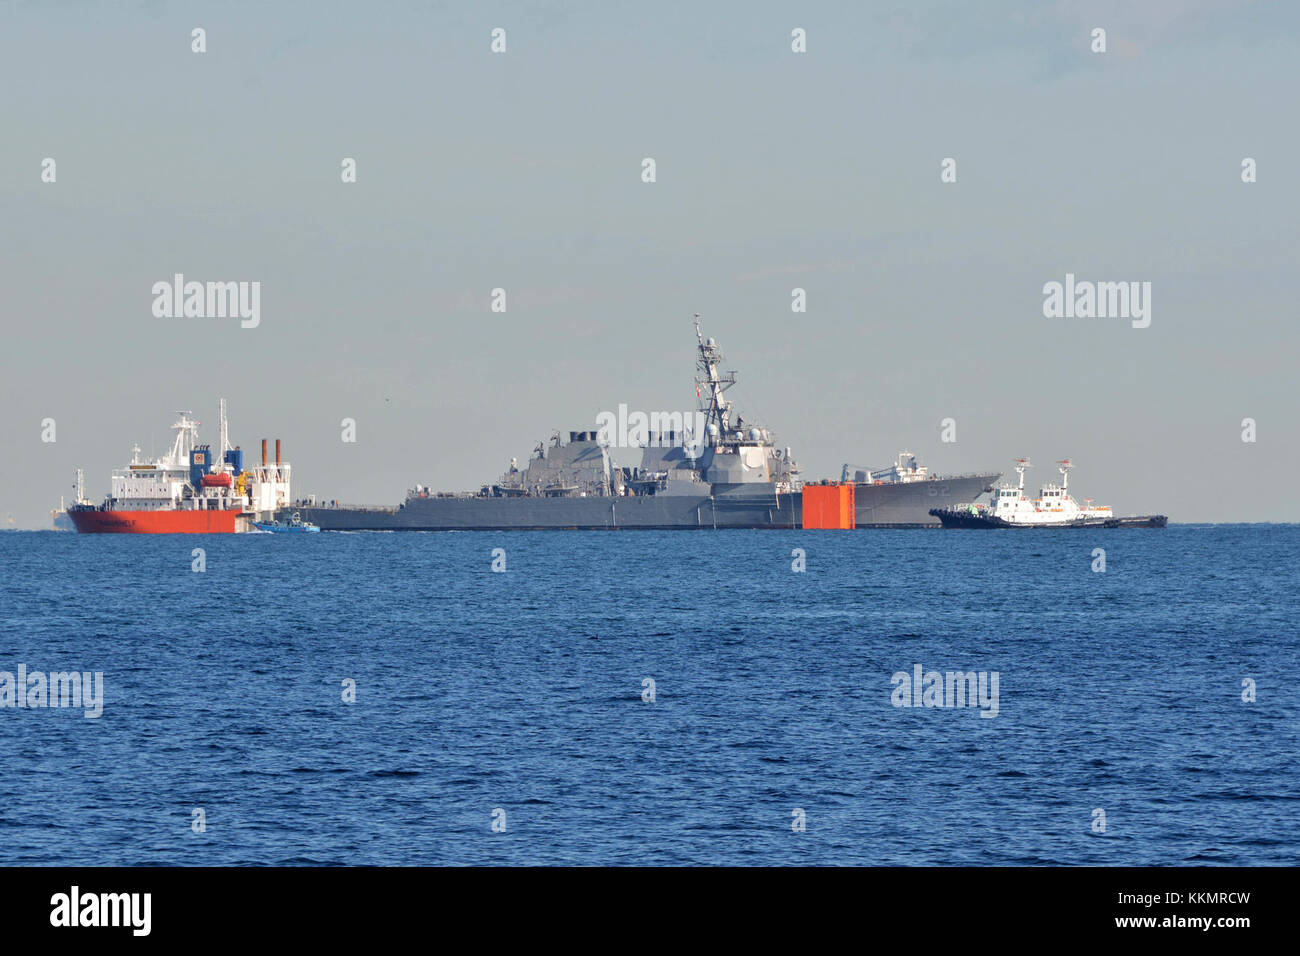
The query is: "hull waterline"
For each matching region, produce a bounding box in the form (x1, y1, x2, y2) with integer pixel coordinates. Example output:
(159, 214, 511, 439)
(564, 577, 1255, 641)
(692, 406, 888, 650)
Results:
(929, 507, 1167, 529)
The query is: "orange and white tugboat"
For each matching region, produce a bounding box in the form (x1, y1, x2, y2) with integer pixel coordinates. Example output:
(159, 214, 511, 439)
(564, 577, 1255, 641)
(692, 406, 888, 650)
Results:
(930, 459, 1166, 529)
(68, 400, 292, 534)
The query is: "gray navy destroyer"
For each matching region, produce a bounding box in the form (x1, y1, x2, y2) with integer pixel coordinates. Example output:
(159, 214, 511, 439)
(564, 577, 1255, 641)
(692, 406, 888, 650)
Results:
(283, 319, 999, 530)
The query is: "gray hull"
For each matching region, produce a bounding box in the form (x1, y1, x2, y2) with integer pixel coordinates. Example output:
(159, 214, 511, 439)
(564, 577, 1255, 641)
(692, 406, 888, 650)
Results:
(853, 473, 1000, 527)
(282, 473, 1000, 530)
(289, 488, 797, 531)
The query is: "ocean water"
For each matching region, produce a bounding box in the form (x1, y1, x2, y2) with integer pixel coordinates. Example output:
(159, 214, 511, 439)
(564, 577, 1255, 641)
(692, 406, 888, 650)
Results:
(0, 526, 1296, 866)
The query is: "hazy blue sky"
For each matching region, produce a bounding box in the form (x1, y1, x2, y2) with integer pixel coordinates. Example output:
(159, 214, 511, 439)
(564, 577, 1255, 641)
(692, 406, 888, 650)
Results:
(3, 0, 1296, 526)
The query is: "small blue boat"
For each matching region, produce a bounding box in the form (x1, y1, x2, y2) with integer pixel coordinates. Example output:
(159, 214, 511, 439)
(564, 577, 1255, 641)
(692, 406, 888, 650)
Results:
(254, 511, 320, 533)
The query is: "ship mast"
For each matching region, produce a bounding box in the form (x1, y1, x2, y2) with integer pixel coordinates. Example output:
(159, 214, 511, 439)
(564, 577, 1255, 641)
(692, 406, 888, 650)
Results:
(219, 399, 231, 456)
(694, 314, 737, 442)
(1057, 458, 1072, 492)
(1014, 458, 1031, 490)
(167, 411, 199, 466)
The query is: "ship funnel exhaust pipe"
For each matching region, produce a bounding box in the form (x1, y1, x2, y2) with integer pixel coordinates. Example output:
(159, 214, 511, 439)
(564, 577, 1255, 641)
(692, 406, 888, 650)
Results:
(262, 439, 268, 467)
(275, 439, 281, 466)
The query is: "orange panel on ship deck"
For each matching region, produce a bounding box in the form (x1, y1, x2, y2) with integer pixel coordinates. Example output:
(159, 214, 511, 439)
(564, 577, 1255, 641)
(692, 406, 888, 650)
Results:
(801, 483, 855, 529)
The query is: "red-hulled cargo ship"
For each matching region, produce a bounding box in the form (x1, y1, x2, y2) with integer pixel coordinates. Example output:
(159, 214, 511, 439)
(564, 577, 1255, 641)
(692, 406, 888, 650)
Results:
(68, 401, 293, 534)
(68, 508, 241, 534)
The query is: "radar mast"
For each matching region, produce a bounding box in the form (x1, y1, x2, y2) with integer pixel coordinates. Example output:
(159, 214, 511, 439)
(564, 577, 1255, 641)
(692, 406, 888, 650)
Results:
(693, 314, 738, 441)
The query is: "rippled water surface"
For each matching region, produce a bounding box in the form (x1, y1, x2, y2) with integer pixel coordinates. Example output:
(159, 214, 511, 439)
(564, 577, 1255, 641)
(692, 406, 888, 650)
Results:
(1, 526, 1296, 865)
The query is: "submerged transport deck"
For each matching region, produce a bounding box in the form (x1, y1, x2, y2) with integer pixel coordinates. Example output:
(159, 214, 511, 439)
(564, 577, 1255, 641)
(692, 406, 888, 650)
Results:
(288, 470, 999, 531)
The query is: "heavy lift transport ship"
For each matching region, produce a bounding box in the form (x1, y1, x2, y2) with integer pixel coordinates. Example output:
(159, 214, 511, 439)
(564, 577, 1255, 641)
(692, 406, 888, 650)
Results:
(283, 319, 1000, 531)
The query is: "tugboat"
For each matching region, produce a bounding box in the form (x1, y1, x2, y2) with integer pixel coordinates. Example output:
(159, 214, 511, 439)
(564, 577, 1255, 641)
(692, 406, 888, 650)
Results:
(930, 459, 1167, 528)
(253, 511, 320, 533)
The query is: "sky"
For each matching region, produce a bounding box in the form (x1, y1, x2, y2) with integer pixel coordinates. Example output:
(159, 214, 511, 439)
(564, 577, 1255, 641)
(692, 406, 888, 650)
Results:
(1, 0, 1296, 526)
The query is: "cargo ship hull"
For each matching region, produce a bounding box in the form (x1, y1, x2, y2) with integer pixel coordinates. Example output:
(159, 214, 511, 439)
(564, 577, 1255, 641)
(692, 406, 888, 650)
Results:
(69, 508, 243, 534)
(282, 473, 999, 531)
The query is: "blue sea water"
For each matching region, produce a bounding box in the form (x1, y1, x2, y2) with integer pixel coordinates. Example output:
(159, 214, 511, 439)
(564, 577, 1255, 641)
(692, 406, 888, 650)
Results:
(0, 526, 1296, 866)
